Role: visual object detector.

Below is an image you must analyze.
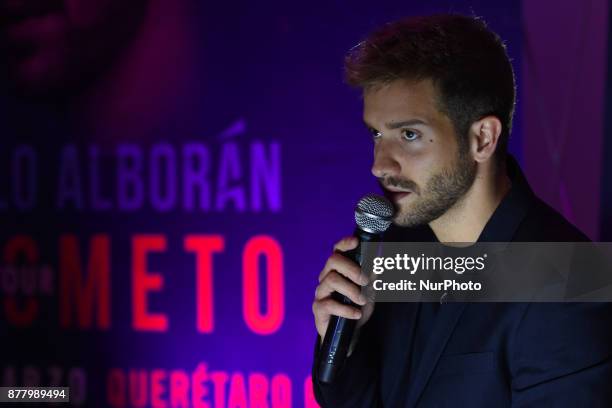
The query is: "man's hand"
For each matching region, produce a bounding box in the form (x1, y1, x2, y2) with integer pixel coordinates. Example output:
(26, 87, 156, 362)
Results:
(313, 236, 375, 341)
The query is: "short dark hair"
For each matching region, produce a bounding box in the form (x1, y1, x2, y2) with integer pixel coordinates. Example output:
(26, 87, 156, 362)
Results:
(345, 14, 516, 159)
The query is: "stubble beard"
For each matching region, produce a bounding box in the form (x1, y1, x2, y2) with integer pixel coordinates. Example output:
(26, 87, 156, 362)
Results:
(395, 151, 477, 227)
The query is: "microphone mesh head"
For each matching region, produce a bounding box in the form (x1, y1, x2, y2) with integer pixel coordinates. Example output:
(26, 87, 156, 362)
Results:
(354, 194, 395, 234)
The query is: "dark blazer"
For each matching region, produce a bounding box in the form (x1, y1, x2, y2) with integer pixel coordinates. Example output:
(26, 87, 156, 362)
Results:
(312, 157, 612, 407)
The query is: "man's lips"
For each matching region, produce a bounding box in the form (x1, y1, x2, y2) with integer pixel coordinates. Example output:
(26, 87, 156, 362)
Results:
(383, 188, 413, 203)
(0, 13, 65, 53)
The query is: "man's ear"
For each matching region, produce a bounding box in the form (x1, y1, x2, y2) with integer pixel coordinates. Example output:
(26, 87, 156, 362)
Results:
(468, 116, 503, 163)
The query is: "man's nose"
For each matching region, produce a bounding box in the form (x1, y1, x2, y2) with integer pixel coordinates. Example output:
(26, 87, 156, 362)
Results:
(371, 141, 401, 179)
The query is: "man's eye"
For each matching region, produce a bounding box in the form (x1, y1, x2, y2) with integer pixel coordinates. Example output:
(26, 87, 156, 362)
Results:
(401, 129, 419, 141)
(369, 128, 382, 139)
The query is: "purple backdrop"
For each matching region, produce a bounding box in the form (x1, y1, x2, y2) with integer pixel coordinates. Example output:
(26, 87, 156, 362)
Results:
(1, 1, 527, 406)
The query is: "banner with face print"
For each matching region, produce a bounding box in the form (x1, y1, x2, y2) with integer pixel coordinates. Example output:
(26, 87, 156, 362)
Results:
(0, 1, 522, 406)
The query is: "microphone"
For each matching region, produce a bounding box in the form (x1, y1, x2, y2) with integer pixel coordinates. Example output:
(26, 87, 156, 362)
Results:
(318, 194, 394, 383)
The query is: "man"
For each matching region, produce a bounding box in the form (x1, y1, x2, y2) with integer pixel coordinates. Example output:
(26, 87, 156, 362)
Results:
(311, 14, 612, 406)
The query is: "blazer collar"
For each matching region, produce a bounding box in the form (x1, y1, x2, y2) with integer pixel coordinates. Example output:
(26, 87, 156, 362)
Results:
(477, 155, 534, 243)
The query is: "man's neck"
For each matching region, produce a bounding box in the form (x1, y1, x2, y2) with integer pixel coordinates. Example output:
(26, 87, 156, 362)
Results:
(429, 165, 511, 243)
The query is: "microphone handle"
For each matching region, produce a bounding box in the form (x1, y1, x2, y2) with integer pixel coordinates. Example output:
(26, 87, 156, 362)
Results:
(318, 229, 378, 383)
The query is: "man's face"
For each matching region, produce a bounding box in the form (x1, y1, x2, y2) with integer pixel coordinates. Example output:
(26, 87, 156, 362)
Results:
(363, 79, 476, 227)
(0, 0, 148, 96)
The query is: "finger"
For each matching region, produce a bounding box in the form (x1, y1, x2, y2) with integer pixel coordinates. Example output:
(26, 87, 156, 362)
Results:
(333, 236, 359, 252)
(313, 298, 363, 320)
(316, 271, 366, 305)
(318, 252, 368, 286)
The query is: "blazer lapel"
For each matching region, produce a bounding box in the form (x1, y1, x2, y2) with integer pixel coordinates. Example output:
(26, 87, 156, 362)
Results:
(404, 302, 468, 407)
(383, 302, 420, 405)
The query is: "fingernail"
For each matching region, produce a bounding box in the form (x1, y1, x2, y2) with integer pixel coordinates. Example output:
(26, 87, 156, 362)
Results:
(354, 310, 362, 319)
(360, 275, 369, 286)
(358, 294, 367, 305)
